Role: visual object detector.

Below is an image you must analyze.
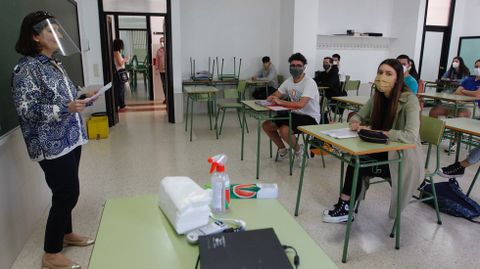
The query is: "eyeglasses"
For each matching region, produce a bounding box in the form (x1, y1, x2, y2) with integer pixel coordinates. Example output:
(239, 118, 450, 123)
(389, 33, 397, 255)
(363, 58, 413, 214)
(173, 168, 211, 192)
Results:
(289, 64, 303, 68)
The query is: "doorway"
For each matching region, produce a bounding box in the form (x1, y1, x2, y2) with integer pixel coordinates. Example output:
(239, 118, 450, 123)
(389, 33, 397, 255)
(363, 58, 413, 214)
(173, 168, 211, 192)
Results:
(419, 0, 456, 81)
(98, 0, 174, 124)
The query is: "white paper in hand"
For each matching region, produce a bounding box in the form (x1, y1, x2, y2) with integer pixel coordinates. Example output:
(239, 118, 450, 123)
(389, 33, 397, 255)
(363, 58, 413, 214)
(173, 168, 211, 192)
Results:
(83, 82, 112, 102)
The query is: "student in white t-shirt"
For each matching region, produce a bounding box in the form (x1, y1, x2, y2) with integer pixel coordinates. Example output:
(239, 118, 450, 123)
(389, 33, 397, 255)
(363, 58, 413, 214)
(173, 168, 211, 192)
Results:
(262, 53, 320, 167)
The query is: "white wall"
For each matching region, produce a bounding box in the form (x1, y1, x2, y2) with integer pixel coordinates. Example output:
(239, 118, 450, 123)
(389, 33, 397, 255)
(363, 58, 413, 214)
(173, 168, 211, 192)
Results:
(448, 0, 480, 66)
(278, 0, 295, 77)
(293, 0, 319, 77)
(78, 0, 106, 114)
(315, 0, 394, 83)
(0, 131, 49, 269)
(179, 0, 282, 81)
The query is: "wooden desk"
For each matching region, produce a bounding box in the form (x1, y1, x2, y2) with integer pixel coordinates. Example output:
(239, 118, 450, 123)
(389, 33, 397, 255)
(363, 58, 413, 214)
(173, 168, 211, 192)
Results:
(295, 123, 415, 263)
(183, 86, 219, 141)
(88, 196, 338, 269)
(417, 92, 479, 118)
(444, 118, 480, 196)
(332, 96, 369, 108)
(331, 96, 370, 122)
(241, 100, 293, 179)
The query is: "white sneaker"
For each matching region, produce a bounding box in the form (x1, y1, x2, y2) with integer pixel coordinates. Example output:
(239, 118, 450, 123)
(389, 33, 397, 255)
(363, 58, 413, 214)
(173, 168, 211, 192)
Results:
(276, 148, 288, 161)
(295, 145, 306, 168)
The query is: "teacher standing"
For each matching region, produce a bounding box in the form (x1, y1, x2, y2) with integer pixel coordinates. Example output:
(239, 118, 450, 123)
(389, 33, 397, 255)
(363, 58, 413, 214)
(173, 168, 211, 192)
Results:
(12, 11, 95, 269)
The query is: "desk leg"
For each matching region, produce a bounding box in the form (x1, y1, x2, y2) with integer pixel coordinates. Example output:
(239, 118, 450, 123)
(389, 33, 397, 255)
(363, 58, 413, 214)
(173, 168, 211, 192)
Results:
(256, 118, 261, 180)
(185, 96, 189, 132)
(289, 112, 293, 176)
(340, 154, 345, 195)
(342, 155, 360, 263)
(294, 137, 310, 216)
(269, 111, 273, 158)
(190, 97, 194, 142)
(455, 131, 461, 162)
(395, 151, 404, 250)
(241, 106, 246, 161)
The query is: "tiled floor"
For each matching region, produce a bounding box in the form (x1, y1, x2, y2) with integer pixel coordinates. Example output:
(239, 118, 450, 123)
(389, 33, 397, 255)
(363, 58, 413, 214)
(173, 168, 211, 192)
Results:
(10, 105, 480, 269)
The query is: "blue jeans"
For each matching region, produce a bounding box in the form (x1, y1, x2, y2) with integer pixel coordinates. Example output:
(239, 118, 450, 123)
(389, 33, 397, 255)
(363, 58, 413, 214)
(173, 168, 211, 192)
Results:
(466, 147, 480, 165)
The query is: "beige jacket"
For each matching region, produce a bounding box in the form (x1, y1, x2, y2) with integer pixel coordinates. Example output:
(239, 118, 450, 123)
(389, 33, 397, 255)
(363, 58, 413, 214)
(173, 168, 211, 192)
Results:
(350, 91, 425, 218)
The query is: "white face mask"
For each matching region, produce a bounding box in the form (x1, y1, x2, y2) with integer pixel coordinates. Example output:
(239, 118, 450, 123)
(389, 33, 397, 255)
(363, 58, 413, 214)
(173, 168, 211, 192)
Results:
(475, 67, 480, 76)
(333, 60, 338, 66)
(402, 65, 410, 73)
(452, 62, 460, 69)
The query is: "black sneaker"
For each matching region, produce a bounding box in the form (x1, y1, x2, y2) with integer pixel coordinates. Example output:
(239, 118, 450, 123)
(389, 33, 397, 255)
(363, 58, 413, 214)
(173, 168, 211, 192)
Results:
(438, 162, 465, 178)
(322, 198, 353, 223)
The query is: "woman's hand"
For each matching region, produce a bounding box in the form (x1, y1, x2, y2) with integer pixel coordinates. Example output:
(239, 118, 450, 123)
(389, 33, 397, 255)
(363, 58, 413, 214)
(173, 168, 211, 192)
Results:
(86, 90, 99, 102)
(68, 100, 87, 113)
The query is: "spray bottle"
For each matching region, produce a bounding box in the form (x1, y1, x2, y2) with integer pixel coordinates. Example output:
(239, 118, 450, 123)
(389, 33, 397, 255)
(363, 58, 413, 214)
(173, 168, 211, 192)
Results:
(208, 154, 230, 213)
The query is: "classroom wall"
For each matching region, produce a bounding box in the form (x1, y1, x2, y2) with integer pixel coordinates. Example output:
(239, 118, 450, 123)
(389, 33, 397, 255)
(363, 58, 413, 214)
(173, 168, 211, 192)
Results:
(293, 0, 319, 77)
(77, 0, 107, 114)
(277, 0, 295, 77)
(448, 0, 480, 66)
(315, 0, 394, 83)
(0, 132, 49, 269)
(179, 0, 282, 81)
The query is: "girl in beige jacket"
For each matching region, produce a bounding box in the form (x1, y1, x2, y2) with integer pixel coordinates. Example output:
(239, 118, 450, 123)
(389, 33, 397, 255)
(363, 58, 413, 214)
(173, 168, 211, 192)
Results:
(323, 58, 424, 223)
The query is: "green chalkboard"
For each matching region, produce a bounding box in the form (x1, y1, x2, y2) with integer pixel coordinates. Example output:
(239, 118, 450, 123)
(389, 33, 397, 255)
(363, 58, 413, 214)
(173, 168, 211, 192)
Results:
(0, 0, 83, 137)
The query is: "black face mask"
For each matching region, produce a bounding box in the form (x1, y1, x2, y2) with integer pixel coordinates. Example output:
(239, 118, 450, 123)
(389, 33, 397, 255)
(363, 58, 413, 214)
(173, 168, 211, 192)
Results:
(289, 66, 304, 78)
(323, 64, 331, 71)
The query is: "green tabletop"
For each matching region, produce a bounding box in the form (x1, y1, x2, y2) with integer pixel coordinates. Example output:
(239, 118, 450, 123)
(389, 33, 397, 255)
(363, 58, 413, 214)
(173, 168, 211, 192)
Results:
(242, 100, 270, 112)
(89, 195, 337, 269)
(417, 92, 480, 103)
(444, 118, 480, 136)
(298, 123, 416, 156)
(332, 96, 369, 107)
(184, 86, 219, 94)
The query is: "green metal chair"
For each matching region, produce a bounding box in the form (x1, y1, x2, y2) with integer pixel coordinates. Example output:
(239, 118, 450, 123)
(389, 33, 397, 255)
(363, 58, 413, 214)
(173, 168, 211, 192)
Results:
(344, 78, 361, 96)
(277, 75, 285, 85)
(355, 116, 444, 228)
(215, 80, 249, 139)
(136, 55, 150, 92)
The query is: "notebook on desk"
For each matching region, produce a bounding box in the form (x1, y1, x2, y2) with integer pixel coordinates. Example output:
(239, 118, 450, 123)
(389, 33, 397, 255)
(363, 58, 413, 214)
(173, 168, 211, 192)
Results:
(320, 128, 358, 139)
(198, 228, 293, 269)
(254, 100, 289, 111)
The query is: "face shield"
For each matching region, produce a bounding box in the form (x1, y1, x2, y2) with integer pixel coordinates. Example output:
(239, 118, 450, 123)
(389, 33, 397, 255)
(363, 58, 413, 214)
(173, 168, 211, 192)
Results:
(33, 18, 80, 56)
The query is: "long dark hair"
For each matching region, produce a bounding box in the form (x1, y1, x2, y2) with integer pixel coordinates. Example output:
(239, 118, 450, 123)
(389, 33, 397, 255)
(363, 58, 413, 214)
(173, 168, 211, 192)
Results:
(451, 57, 470, 78)
(113, 39, 124, 52)
(371, 59, 405, 131)
(409, 59, 420, 81)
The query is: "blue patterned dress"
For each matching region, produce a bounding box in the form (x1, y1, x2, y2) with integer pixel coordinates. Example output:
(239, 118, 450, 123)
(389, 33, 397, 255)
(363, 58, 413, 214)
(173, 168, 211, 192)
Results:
(11, 54, 88, 161)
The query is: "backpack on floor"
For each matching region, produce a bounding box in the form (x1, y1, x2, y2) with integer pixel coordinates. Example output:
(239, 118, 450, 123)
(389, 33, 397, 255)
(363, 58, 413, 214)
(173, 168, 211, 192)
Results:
(421, 178, 480, 223)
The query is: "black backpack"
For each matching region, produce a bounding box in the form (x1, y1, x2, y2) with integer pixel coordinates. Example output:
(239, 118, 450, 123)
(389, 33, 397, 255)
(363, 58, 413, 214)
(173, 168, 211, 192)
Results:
(422, 178, 480, 223)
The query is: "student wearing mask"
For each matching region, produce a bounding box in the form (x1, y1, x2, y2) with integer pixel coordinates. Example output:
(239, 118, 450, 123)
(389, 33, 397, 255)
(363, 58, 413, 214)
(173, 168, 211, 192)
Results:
(332, 53, 345, 81)
(262, 53, 320, 167)
(429, 59, 480, 119)
(323, 59, 424, 223)
(252, 56, 279, 99)
(442, 56, 470, 81)
(314, 57, 343, 121)
(397, 54, 418, 94)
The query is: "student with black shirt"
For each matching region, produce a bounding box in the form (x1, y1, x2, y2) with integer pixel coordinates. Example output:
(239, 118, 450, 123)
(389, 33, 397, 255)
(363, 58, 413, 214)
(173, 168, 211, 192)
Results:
(314, 57, 344, 122)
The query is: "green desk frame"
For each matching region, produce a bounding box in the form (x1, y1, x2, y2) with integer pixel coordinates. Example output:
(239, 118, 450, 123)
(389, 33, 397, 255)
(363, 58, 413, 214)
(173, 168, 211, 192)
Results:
(240, 100, 294, 180)
(184, 86, 219, 141)
(294, 123, 415, 263)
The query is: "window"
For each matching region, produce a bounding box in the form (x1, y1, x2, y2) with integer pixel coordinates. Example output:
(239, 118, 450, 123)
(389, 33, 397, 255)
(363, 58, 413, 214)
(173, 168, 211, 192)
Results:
(426, 0, 452, 26)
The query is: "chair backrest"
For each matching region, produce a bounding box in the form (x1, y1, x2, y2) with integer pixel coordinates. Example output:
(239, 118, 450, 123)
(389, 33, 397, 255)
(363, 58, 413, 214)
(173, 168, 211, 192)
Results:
(277, 75, 285, 85)
(223, 80, 247, 100)
(131, 55, 138, 67)
(344, 80, 361, 92)
(420, 116, 445, 146)
(342, 75, 351, 92)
